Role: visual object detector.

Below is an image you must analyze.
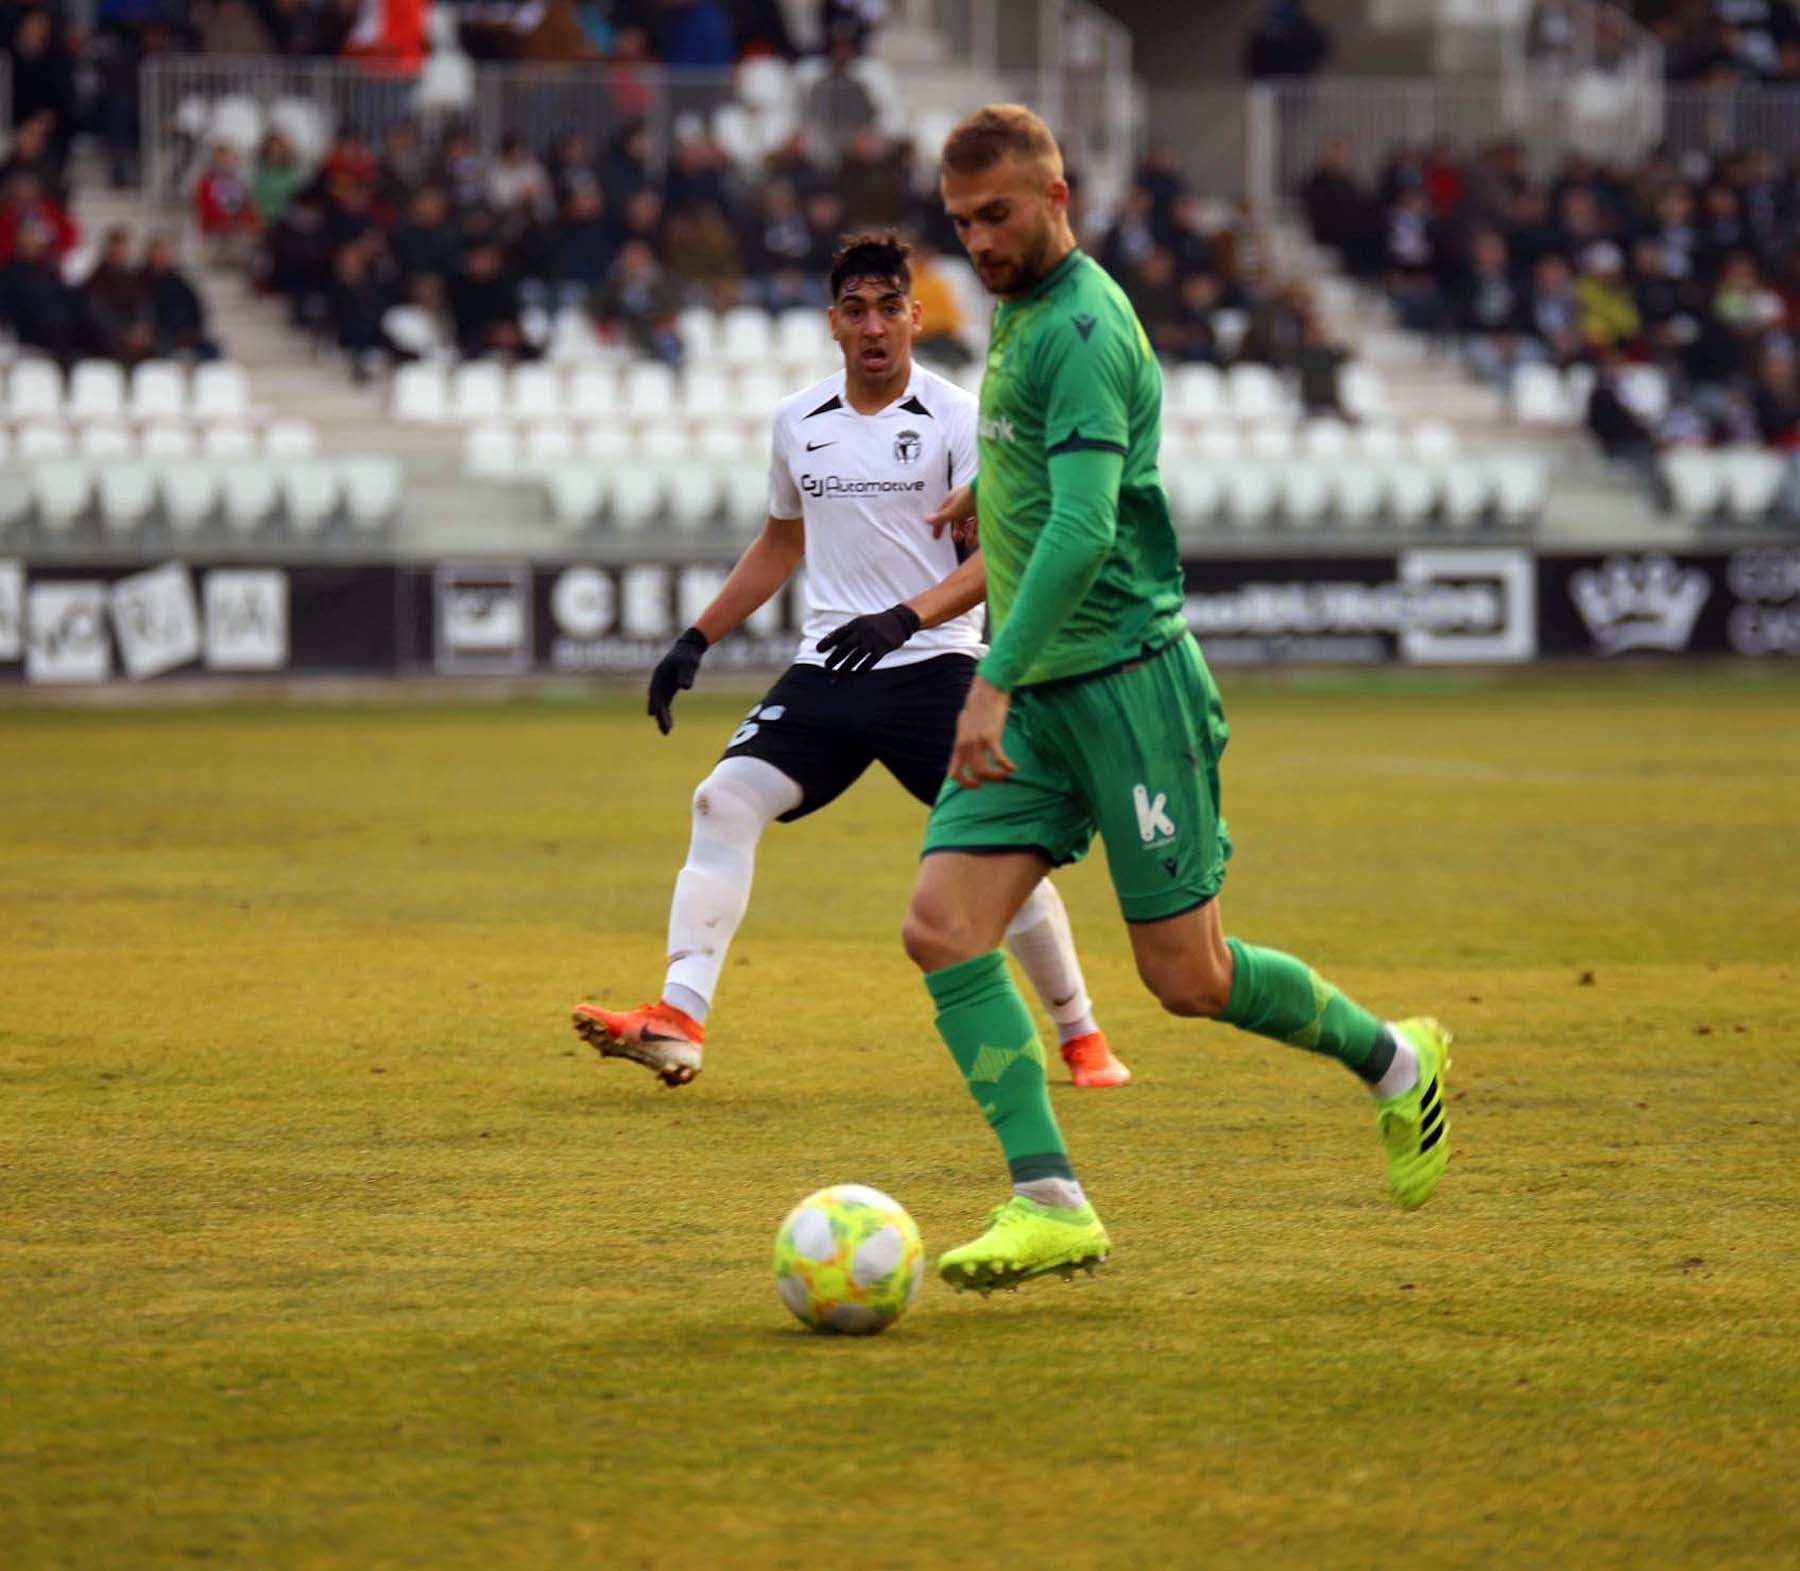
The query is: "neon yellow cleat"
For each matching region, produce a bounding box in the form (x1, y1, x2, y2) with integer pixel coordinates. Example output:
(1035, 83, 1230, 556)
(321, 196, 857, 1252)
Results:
(937, 1195, 1111, 1294)
(1378, 1017, 1453, 1210)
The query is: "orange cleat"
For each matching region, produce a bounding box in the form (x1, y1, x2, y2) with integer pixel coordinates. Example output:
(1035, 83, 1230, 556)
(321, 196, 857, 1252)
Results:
(572, 999, 705, 1087)
(1060, 1030, 1131, 1089)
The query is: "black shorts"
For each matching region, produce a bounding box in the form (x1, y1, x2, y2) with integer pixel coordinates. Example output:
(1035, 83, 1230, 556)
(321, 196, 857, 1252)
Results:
(721, 654, 976, 822)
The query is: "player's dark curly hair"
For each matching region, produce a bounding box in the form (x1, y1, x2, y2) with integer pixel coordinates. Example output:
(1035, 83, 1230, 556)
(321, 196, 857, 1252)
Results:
(828, 231, 912, 301)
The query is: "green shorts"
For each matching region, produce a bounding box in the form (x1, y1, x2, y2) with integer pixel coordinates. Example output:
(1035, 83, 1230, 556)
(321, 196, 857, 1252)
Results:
(922, 634, 1233, 923)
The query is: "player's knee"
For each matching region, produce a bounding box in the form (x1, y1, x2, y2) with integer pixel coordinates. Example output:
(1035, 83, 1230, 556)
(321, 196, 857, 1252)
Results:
(1139, 949, 1233, 1019)
(691, 774, 764, 841)
(902, 896, 981, 974)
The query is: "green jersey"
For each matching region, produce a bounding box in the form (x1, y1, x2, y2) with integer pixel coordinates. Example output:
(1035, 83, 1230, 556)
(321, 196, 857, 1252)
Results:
(973, 247, 1186, 690)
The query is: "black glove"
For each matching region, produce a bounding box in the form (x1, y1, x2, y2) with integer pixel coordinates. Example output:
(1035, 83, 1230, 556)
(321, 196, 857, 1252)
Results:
(815, 604, 922, 675)
(647, 627, 708, 734)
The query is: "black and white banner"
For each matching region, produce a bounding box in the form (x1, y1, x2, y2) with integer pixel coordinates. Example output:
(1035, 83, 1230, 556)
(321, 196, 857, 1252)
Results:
(3, 549, 1796, 684)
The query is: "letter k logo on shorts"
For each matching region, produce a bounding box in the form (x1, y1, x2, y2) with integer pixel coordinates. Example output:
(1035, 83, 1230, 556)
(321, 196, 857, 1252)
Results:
(1133, 783, 1176, 843)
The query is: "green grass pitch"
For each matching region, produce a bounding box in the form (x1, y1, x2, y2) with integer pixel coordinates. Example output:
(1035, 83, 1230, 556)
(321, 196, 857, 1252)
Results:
(3, 669, 1797, 1570)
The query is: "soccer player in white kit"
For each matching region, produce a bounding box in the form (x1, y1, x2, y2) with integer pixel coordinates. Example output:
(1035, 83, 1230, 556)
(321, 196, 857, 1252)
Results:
(573, 232, 1131, 1091)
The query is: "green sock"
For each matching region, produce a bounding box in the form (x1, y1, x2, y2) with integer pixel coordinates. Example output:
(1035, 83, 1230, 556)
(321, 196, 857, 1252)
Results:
(925, 950, 1074, 1184)
(1221, 938, 1396, 1083)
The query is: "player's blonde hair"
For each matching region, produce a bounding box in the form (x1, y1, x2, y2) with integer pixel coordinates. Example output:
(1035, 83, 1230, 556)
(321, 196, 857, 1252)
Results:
(939, 104, 1064, 181)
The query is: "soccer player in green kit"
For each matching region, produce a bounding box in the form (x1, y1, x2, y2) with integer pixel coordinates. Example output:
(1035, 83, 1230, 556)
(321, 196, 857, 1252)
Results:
(906, 105, 1453, 1292)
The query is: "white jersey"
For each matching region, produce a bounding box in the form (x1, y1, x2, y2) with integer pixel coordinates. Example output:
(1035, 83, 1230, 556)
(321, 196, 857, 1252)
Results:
(767, 364, 983, 670)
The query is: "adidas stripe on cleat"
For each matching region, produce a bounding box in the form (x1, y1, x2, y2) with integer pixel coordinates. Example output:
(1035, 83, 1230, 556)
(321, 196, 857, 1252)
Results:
(572, 1000, 705, 1087)
(1378, 1017, 1453, 1210)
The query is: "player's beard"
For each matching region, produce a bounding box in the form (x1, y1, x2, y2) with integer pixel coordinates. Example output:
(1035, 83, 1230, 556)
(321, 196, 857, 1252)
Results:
(983, 215, 1058, 298)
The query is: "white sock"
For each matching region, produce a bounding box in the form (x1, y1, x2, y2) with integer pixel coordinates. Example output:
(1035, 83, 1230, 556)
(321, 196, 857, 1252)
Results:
(1005, 879, 1099, 1045)
(1013, 1178, 1088, 1210)
(660, 757, 802, 1024)
(1371, 1025, 1420, 1100)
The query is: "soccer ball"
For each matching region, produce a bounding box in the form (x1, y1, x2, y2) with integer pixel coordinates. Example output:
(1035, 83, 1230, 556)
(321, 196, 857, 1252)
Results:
(772, 1184, 925, 1335)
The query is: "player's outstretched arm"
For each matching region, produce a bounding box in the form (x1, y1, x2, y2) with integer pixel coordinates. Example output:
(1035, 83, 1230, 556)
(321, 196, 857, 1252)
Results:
(646, 515, 804, 733)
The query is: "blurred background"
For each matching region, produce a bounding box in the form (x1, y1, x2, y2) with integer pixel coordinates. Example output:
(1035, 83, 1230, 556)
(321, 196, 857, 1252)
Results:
(2, 0, 1798, 681)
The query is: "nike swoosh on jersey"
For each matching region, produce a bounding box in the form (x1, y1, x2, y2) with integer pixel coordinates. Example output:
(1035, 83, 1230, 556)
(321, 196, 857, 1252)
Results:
(806, 440, 836, 451)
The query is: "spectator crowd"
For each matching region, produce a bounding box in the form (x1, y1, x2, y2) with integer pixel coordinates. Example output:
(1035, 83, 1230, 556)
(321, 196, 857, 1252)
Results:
(1298, 131, 1800, 453)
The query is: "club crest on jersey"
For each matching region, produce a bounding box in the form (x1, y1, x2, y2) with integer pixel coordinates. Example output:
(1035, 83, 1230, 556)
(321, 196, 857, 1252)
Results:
(894, 428, 922, 466)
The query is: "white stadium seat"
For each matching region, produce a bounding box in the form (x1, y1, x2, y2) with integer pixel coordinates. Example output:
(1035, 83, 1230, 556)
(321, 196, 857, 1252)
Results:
(1302, 417, 1353, 458)
(681, 367, 734, 423)
(775, 308, 832, 372)
(718, 307, 774, 367)
(523, 423, 577, 470)
(546, 463, 605, 529)
(1488, 454, 1550, 525)
(547, 306, 602, 365)
(161, 466, 219, 533)
(221, 464, 278, 532)
(1721, 447, 1786, 520)
(1223, 463, 1278, 528)
(392, 361, 448, 423)
(1660, 449, 1723, 518)
(568, 365, 622, 422)
(79, 425, 135, 463)
(1513, 362, 1575, 426)
(1438, 460, 1492, 529)
(666, 466, 722, 529)
(1386, 463, 1438, 527)
(1333, 462, 1386, 526)
(723, 461, 771, 521)
(280, 461, 341, 535)
(264, 420, 320, 460)
(509, 363, 564, 422)
(130, 360, 187, 422)
(451, 361, 507, 422)
(1166, 460, 1224, 525)
(1227, 363, 1287, 422)
(698, 425, 757, 465)
(202, 425, 258, 462)
(340, 457, 403, 530)
(1411, 421, 1460, 460)
(582, 424, 632, 467)
(68, 360, 126, 423)
(1167, 363, 1226, 424)
(464, 424, 519, 480)
(34, 460, 92, 533)
(639, 423, 687, 466)
(1618, 364, 1670, 425)
(1355, 423, 1404, 460)
(1339, 362, 1389, 422)
(141, 424, 197, 462)
(17, 422, 74, 461)
(677, 307, 719, 362)
(1194, 426, 1242, 463)
(609, 466, 665, 531)
(737, 367, 786, 418)
(1281, 461, 1333, 525)
(0, 462, 33, 529)
(623, 361, 678, 420)
(1248, 425, 1296, 461)
(7, 359, 62, 420)
(192, 361, 252, 423)
(97, 463, 159, 535)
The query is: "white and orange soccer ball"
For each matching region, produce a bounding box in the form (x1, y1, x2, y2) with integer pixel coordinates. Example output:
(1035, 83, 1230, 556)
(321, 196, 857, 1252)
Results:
(772, 1184, 925, 1335)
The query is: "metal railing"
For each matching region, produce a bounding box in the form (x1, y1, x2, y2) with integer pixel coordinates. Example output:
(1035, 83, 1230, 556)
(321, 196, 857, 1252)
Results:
(1661, 84, 1800, 161)
(911, 0, 1139, 213)
(1247, 75, 1667, 213)
(141, 48, 1137, 206)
